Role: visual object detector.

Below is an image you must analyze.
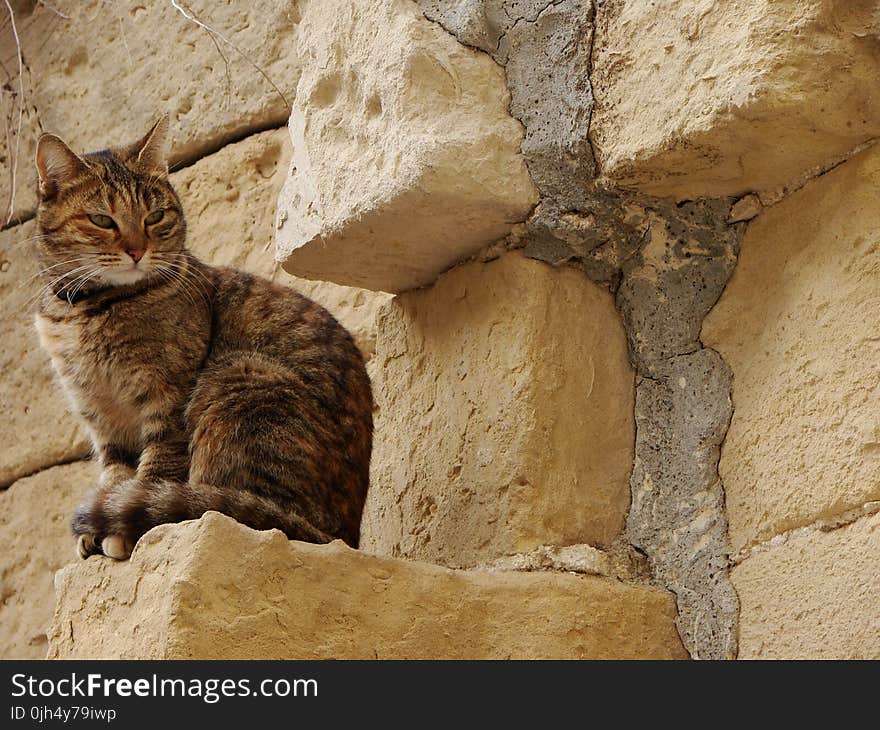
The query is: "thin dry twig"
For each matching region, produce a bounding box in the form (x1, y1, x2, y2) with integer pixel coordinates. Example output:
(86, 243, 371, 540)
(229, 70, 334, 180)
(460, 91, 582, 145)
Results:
(37, 0, 69, 19)
(2, 0, 24, 226)
(169, 0, 290, 110)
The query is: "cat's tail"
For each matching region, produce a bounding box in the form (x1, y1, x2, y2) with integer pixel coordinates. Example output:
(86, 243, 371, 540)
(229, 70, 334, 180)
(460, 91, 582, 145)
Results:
(72, 479, 334, 554)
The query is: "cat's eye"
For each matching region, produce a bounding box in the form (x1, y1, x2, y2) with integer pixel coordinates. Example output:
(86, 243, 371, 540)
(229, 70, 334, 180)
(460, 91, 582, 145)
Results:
(87, 213, 116, 229)
(144, 210, 164, 226)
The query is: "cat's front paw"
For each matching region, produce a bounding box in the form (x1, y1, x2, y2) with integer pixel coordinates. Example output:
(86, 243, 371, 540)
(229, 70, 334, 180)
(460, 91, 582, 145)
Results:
(100, 535, 134, 560)
(76, 533, 102, 560)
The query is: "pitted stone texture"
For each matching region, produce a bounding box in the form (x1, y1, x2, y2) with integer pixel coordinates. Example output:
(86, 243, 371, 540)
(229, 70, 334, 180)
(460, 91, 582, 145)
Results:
(275, 0, 537, 293)
(733, 511, 880, 660)
(0, 461, 92, 659)
(615, 198, 741, 375)
(48, 512, 687, 660)
(592, 0, 880, 199)
(420, 0, 595, 209)
(172, 129, 390, 359)
(0, 0, 301, 222)
(704, 145, 880, 553)
(361, 252, 634, 568)
(628, 351, 737, 660)
(0, 222, 90, 487)
(576, 196, 744, 660)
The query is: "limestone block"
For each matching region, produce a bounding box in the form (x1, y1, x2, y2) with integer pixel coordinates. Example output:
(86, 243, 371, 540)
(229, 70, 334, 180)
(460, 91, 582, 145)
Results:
(703, 145, 880, 553)
(48, 512, 687, 660)
(419, 0, 596, 208)
(0, 222, 90, 487)
(171, 129, 390, 359)
(361, 252, 634, 567)
(0, 461, 92, 659)
(592, 0, 880, 199)
(733, 509, 880, 660)
(275, 0, 538, 293)
(0, 0, 301, 221)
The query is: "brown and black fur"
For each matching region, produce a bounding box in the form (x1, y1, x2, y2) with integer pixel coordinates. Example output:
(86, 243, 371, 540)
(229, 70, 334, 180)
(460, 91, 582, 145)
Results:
(32, 117, 372, 560)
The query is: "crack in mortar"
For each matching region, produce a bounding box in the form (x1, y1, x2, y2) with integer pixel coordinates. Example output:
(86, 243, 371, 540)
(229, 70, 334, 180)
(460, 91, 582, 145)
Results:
(420, 0, 744, 659)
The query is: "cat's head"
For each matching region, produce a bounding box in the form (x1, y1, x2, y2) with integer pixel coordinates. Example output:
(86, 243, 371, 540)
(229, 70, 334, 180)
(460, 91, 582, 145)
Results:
(34, 117, 186, 292)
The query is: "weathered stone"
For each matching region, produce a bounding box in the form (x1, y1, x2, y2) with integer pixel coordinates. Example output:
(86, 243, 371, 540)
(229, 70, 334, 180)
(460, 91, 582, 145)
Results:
(420, 0, 595, 209)
(172, 129, 390, 359)
(275, 0, 537, 292)
(1, 0, 301, 222)
(481, 543, 612, 577)
(614, 197, 741, 374)
(592, 0, 880, 199)
(568, 195, 744, 660)
(0, 461, 92, 659)
(727, 194, 763, 223)
(0, 221, 90, 487)
(733, 509, 880, 660)
(48, 512, 687, 659)
(361, 252, 634, 567)
(704, 144, 880, 553)
(628, 350, 738, 660)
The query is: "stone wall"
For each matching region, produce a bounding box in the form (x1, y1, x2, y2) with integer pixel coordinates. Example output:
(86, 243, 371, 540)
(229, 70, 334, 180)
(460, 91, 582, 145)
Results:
(1, 0, 876, 660)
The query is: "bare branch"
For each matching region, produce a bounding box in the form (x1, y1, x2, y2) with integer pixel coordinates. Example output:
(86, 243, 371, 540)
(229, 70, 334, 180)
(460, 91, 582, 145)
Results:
(3, 0, 24, 226)
(169, 0, 290, 110)
(37, 0, 70, 19)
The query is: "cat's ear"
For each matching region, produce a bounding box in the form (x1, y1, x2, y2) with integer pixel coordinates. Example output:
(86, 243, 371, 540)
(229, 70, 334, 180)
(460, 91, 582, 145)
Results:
(35, 134, 89, 199)
(123, 115, 169, 178)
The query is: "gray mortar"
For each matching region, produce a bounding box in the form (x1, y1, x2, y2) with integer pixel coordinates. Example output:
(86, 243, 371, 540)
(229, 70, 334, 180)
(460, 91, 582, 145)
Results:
(421, 0, 744, 658)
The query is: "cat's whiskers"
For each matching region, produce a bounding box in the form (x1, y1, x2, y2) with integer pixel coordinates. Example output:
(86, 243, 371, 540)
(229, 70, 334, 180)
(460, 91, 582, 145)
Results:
(158, 255, 217, 303)
(150, 262, 200, 308)
(64, 267, 103, 302)
(27, 263, 100, 309)
(152, 254, 214, 305)
(24, 257, 95, 287)
(158, 260, 212, 303)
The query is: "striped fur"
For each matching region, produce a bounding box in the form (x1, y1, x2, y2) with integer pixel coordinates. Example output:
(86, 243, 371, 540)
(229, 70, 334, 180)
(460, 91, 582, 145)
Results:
(33, 120, 373, 559)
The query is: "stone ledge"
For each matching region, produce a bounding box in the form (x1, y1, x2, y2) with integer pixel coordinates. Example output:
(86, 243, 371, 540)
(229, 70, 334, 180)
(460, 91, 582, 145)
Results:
(48, 512, 687, 660)
(274, 0, 538, 293)
(592, 0, 880, 199)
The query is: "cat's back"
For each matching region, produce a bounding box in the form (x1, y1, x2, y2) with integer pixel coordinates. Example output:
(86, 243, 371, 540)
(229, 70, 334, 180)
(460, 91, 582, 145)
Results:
(207, 265, 372, 410)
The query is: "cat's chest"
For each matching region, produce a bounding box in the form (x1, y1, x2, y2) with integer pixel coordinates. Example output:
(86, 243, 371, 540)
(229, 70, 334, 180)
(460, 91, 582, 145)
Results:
(35, 311, 167, 415)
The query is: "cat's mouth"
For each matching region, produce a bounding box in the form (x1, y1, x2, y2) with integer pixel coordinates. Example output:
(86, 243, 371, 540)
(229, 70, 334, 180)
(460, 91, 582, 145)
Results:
(102, 263, 149, 286)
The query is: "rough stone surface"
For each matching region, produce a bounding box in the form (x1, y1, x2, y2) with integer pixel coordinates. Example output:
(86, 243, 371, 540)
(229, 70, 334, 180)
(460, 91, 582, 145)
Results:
(614, 198, 742, 375)
(275, 0, 537, 293)
(727, 194, 763, 223)
(592, 0, 880, 199)
(733, 510, 880, 660)
(481, 544, 612, 577)
(1, 0, 301, 222)
(362, 252, 634, 567)
(0, 461, 92, 659)
(704, 145, 880, 553)
(48, 512, 687, 660)
(0, 221, 90, 487)
(628, 350, 737, 660)
(172, 129, 390, 359)
(544, 195, 744, 660)
(420, 0, 595, 208)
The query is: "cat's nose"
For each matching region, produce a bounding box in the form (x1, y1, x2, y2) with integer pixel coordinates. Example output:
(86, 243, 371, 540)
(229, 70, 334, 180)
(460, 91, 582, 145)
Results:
(127, 249, 145, 263)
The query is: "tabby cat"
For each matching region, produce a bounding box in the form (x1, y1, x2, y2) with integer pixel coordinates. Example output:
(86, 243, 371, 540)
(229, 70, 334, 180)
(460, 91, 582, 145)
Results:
(32, 117, 372, 560)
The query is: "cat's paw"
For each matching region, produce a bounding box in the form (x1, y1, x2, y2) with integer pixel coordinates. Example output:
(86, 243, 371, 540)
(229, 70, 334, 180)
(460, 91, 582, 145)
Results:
(76, 533, 102, 560)
(100, 535, 134, 561)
